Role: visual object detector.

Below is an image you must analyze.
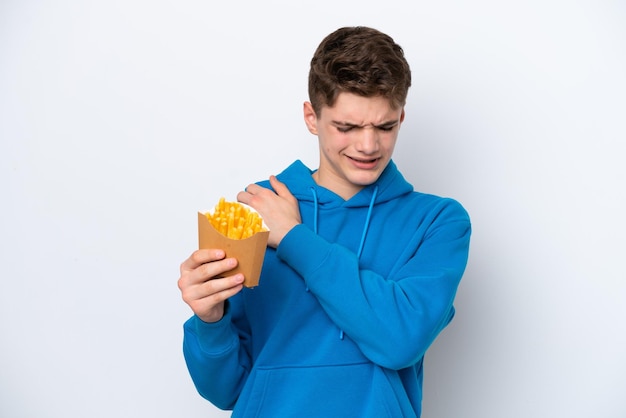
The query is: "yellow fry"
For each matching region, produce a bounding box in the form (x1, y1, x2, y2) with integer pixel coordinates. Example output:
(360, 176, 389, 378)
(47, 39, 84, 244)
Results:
(206, 198, 267, 239)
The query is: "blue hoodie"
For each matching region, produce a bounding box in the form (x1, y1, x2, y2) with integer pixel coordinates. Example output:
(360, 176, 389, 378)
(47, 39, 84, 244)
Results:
(183, 160, 471, 417)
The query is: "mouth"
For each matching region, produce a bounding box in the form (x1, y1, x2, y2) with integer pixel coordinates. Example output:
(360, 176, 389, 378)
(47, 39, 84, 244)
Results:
(347, 155, 380, 168)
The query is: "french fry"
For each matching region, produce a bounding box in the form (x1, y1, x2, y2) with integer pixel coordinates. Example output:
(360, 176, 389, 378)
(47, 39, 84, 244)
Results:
(205, 199, 268, 239)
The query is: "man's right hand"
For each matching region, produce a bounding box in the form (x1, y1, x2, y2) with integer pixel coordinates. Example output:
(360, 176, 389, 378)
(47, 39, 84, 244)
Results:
(177, 249, 245, 323)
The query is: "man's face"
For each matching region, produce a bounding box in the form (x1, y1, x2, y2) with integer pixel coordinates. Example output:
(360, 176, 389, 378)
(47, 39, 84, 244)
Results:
(304, 92, 404, 200)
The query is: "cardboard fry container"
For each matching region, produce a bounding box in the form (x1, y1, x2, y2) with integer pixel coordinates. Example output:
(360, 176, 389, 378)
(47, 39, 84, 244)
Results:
(197, 212, 269, 288)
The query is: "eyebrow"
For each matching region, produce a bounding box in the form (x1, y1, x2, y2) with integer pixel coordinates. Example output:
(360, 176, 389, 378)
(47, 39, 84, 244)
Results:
(332, 119, 399, 128)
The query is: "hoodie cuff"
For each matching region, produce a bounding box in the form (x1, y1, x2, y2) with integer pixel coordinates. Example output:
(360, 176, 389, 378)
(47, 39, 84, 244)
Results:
(276, 223, 332, 279)
(184, 310, 237, 355)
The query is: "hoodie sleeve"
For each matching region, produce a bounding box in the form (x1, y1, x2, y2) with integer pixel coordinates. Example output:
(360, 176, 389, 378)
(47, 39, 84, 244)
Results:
(182, 300, 252, 410)
(276, 197, 471, 370)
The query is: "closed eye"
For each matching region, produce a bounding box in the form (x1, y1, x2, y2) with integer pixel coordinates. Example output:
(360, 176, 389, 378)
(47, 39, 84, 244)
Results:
(334, 121, 398, 133)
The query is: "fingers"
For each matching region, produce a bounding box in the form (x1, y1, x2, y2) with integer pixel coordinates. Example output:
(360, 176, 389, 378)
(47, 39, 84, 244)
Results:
(239, 176, 295, 206)
(186, 273, 244, 301)
(178, 249, 245, 323)
(237, 177, 301, 249)
(180, 248, 226, 274)
(179, 250, 237, 288)
(237, 183, 269, 206)
(269, 175, 294, 200)
(183, 273, 244, 306)
(182, 273, 244, 323)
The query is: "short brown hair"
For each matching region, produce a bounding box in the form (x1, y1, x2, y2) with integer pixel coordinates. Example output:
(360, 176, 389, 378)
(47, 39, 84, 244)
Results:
(308, 26, 412, 115)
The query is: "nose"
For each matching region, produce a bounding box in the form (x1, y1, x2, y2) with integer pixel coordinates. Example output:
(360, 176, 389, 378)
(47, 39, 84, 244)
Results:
(355, 127, 379, 154)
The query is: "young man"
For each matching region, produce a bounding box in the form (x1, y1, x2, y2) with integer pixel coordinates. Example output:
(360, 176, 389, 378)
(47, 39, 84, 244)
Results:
(178, 26, 471, 417)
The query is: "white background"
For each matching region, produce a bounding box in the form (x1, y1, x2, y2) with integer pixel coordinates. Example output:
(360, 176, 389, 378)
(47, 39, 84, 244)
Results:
(1, 1, 624, 417)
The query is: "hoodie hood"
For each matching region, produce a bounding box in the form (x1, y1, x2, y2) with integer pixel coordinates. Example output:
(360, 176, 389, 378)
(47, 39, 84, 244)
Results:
(257, 159, 415, 303)
(267, 159, 414, 209)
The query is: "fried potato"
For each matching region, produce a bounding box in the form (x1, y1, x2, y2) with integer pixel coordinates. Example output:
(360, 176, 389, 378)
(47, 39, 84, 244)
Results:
(205, 198, 268, 239)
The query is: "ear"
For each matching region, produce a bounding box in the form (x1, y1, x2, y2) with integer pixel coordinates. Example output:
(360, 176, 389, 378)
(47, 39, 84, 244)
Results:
(303, 102, 318, 135)
(400, 108, 405, 123)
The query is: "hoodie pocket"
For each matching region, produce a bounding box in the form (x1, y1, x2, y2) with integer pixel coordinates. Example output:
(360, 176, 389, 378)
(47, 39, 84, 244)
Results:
(233, 362, 412, 418)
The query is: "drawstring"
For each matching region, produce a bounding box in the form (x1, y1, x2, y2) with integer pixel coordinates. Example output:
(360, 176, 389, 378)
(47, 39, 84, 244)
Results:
(307, 186, 379, 341)
(340, 186, 378, 340)
(305, 187, 319, 293)
(357, 186, 378, 258)
(310, 187, 319, 235)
